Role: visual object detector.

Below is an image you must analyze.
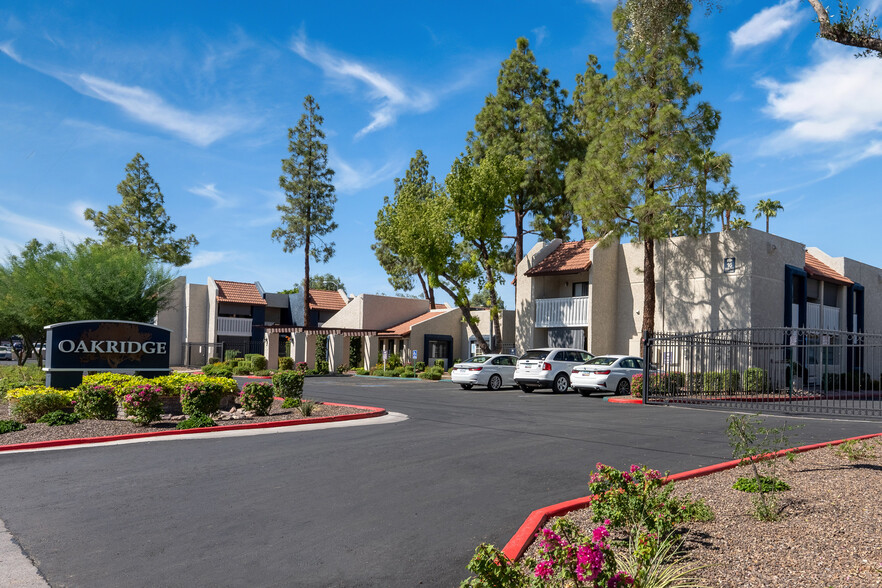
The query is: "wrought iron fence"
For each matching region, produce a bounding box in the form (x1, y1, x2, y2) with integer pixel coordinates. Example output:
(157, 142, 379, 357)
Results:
(181, 342, 224, 368)
(641, 328, 882, 418)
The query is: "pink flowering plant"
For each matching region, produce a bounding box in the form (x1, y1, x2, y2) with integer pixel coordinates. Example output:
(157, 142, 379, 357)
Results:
(531, 519, 633, 587)
(121, 384, 163, 426)
(588, 463, 712, 540)
(238, 382, 274, 415)
(180, 381, 224, 416)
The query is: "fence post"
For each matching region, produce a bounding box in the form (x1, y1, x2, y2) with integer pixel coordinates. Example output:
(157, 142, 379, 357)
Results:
(642, 330, 651, 404)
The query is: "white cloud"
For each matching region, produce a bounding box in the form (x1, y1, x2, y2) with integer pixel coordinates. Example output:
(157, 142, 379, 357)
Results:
(532, 26, 548, 47)
(759, 43, 882, 150)
(0, 205, 89, 246)
(183, 250, 239, 270)
(0, 39, 22, 62)
(730, 0, 805, 50)
(291, 33, 434, 138)
(330, 152, 401, 194)
(76, 74, 246, 147)
(188, 183, 234, 207)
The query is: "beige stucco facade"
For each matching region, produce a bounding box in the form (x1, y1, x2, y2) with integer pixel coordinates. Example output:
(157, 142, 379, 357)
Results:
(516, 228, 882, 356)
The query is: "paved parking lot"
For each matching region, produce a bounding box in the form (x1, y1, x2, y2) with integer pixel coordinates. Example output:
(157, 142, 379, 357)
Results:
(1, 376, 879, 587)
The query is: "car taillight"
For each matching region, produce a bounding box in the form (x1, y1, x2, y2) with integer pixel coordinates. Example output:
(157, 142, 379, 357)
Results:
(595, 370, 611, 375)
(542, 362, 552, 371)
(468, 367, 482, 372)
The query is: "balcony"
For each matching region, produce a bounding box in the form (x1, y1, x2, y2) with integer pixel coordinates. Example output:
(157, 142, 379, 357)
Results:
(535, 296, 590, 328)
(217, 316, 253, 337)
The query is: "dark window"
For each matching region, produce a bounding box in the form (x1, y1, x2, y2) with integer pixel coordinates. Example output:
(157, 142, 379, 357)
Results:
(824, 284, 839, 307)
(573, 282, 589, 297)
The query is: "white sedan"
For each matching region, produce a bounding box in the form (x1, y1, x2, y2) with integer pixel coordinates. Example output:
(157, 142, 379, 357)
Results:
(571, 355, 646, 396)
(450, 354, 519, 391)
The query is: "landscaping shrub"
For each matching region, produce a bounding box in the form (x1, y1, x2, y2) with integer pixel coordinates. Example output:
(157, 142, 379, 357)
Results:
(176, 413, 216, 430)
(299, 400, 316, 417)
(12, 391, 75, 423)
(315, 360, 330, 375)
(278, 356, 294, 371)
(37, 411, 80, 426)
(315, 335, 328, 365)
(121, 384, 164, 426)
(74, 384, 118, 420)
(348, 336, 361, 369)
(419, 366, 443, 381)
(743, 367, 768, 393)
(224, 350, 241, 361)
(273, 370, 304, 399)
(238, 382, 274, 416)
(202, 363, 233, 378)
(207, 357, 221, 365)
(686, 371, 703, 392)
(281, 397, 301, 409)
(433, 359, 445, 370)
(152, 373, 238, 398)
(335, 364, 348, 374)
(392, 366, 405, 376)
(254, 369, 272, 377)
(630, 373, 643, 397)
(0, 419, 26, 434)
(180, 381, 224, 416)
(247, 354, 268, 371)
(0, 365, 44, 400)
(232, 366, 252, 376)
(81, 373, 146, 398)
(354, 367, 368, 375)
(296, 361, 309, 372)
(386, 353, 402, 370)
(703, 370, 740, 393)
(415, 361, 425, 372)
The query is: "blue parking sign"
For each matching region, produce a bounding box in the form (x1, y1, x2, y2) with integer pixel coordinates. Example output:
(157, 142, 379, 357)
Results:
(412, 349, 418, 360)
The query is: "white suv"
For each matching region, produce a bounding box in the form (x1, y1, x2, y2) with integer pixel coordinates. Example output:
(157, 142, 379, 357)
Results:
(514, 348, 594, 393)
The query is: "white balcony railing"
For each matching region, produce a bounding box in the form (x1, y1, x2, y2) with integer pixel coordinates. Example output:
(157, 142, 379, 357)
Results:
(217, 317, 253, 337)
(535, 296, 590, 328)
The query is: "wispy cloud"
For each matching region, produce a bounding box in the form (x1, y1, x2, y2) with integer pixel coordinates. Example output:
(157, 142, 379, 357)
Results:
(0, 205, 90, 246)
(532, 26, 548, 47)
(330, 152, 401, 194)
(188, 183, 234, 207)
(290, 32, 434, 138)
(730, 0, 806, 50)
(184, 250, 241, 270)
(0, 39, 22, 62)
(758, 43, 882, 151)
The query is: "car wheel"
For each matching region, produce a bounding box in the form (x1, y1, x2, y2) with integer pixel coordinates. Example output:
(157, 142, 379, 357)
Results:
(553, 373, 569, 393)
(616, 379, 630, 396)
(460, 384, 473, 390)
(488, 374, 502, 391)
(518, 383, 534, 393)
(578, 388, 590, 397)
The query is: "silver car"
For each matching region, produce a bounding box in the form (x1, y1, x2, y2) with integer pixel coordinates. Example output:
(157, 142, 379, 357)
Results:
(450, 354, 519, 390)
(0, 345, 11, 361)
(571, 355, 646, 396)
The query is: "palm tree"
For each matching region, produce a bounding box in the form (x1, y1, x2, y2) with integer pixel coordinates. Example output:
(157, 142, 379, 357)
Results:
(754, 199, 783, 233)
(692, 149, 732, 234)
(711, 187, 745, 231)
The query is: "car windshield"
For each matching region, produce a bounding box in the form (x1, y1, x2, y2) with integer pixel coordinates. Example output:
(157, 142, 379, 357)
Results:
(519, 350, 550, 360)
(464, 356, 491, 364)
(585, 357, 617, 366)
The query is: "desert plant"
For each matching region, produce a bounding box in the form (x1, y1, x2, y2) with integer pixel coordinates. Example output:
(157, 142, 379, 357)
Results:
(37, 410, 80, 426)
(726, 413, 800, 521)
(176, 412, 216, 429)
(239, 382, 274, 416)
(278, 356, 294, 371)
(299, 400, 316, 417)
(121, 384, 164, 426)
(74, 384, 118, 420)
(833, 438, 878, 461)
(273, 370, 304, 399)
(616, 530, 708, 588)
(0, 419, 27, 433)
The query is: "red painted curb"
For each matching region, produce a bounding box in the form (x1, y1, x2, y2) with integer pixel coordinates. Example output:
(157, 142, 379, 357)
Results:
(0, 403, 387, 453)
(500, 430, 882, 562)
(608, 397, 643, 404)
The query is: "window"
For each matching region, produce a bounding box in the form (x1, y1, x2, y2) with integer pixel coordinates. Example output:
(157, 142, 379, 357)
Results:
(573, 282, 589, 297)
(807, 278, 820, 302)
(824, 283, 838, 307)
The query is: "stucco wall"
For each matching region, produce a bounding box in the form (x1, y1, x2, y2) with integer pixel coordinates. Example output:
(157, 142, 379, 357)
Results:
(749, 230, 806, 330)
(515, 239, 561, 353)
(207, 279, 218, 344)
(358, 294, 430, 331)
(810, 246, 882, 334)
(156, 276, 186, 365)
(409, 309, 465, 366)
(185, 283, 209, 343)
(587, 241, 618, 355)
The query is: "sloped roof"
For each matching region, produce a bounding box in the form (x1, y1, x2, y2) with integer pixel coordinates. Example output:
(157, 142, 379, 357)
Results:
(308, 289, 348, 311)
(805, 252, 853, 286)
(215, 280, 267, 306)
(525, 240, 598, 277)
(380, 309, 452, 337)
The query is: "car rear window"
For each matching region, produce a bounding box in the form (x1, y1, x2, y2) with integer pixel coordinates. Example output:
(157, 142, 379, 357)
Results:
(585, 357, 616, 366)
(519, 350, 549, 360)
(465, 356, 491, 364)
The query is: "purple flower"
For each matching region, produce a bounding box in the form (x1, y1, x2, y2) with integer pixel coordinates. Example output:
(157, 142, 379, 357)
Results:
(534, 559, 554, 579)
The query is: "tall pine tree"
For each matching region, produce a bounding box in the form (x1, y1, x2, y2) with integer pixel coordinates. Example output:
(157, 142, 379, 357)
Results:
(84, 153, 198, 266)
(566, 2, 724, 339)
(272, 95, 338, 327)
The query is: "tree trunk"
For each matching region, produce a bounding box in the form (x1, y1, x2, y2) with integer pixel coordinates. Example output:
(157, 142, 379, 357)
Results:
(483, 263, 504, 354)
(436, 279, 490, 354)
(642, 237, 656, 355)
(766, 215, 770, 233)
(416, 271, 435, 307)
(303, 231, 311, 328)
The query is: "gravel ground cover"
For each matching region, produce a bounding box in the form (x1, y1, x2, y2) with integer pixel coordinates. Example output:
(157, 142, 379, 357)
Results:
(526, 438, 882, 587)
(0, 398, 372, 447)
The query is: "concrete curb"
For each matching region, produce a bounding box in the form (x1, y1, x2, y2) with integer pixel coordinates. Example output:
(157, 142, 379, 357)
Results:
(0, 402, 386, 453)
(607, 397, 642, 404)
(500, 431, 882, 561)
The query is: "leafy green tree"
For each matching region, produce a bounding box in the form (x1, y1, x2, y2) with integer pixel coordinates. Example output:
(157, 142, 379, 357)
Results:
(308, 273, 346, 292)
(272, 95, 338, 327)
(729, 218, 752, 230)
(374, 154, 491, 353)
(0, 240, 175, 367)
(84, 153, 198, 266)
(373, 151, 437, 306)
(566, 1, 724, 338)
(754, 199, 783, 233)
(446, 149, 523, 353)
(472, 37, 571, 269)
(712, 187, 746, 231)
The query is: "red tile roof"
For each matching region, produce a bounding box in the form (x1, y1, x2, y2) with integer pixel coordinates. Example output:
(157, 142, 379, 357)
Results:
(380, 309, 451, 337)
(805, 252, 852, 286)
(307, 289, 347, 311)
(215, 280, 267, 306)
(525, 240, 598, 277)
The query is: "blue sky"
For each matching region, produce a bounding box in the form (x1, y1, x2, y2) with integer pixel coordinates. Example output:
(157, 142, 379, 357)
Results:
(2, 0, 881, 309)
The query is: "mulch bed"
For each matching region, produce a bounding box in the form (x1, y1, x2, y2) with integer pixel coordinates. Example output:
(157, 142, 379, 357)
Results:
(0, 398, 372, 447)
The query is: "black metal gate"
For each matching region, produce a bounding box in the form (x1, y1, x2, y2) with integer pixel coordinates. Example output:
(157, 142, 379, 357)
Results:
(181, 342, 224, 368)
(641, 328, 882, 419)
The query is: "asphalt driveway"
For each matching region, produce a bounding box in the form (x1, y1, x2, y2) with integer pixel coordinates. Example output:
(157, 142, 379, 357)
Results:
(1, 376, 879, 587)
